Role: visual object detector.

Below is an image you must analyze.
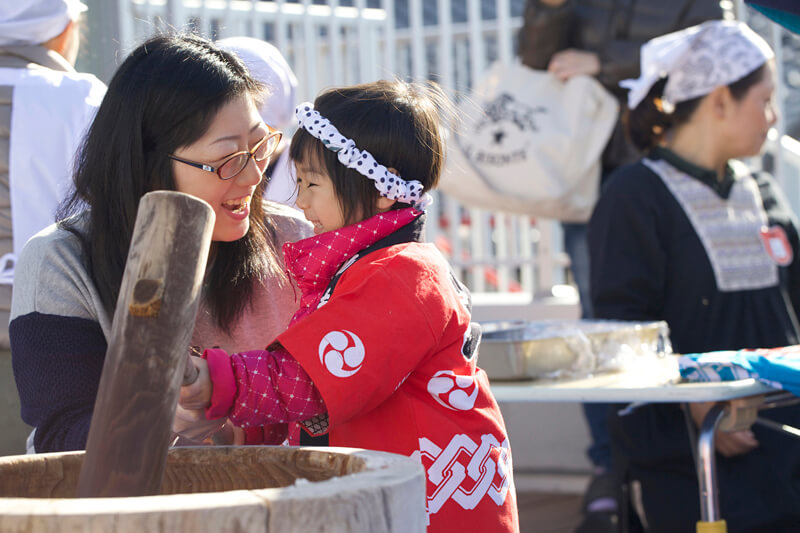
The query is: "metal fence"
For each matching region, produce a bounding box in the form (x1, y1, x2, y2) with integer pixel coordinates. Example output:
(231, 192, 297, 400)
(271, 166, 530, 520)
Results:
(106, 0, 800, 300)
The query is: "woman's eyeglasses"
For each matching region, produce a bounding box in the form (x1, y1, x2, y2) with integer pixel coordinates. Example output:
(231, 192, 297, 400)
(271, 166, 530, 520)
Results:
(168, 129, 283, 181)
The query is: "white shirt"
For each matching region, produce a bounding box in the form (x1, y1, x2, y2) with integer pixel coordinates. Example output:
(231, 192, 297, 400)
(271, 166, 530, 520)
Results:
(0, 46, 105, 283)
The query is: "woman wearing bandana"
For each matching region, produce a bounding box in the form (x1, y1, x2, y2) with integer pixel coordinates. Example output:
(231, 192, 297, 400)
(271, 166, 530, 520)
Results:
(589, 21, 800, 532)
(517, 5, 724, 530)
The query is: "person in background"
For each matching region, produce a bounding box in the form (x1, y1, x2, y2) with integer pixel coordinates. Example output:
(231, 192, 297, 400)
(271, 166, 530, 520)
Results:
(0, 0, 106, 347)
(10, 33, 311, 454)
(590, 20, 800, 532)
(0, 0, 106, 456)
(216, 36, 300, 208)
(516, 2, 722, 530)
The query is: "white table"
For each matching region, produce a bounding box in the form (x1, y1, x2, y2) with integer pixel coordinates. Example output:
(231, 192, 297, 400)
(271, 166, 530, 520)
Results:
(490, 355, 775, 404)
(490, 356, 794, 533)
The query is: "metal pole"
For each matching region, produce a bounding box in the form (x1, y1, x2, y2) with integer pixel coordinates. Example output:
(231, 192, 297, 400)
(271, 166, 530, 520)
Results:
(697, 402, 727, 524)
(409, 0, 425, 81)
(437, 0, 454, 90)
(82, 0, 124, 83)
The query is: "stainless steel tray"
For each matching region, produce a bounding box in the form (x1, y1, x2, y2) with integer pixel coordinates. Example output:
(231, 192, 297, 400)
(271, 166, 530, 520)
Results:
(478, 320, 671, 381)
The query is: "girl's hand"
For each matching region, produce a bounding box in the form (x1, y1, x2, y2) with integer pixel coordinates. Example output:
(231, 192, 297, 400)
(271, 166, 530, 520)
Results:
(547, 49, 600, 81)
(180, 356, 213, 410)
(689, 402, 760, 457)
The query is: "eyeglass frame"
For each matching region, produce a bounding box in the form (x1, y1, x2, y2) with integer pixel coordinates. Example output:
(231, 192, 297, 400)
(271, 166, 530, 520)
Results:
(166, 128, 283, 181)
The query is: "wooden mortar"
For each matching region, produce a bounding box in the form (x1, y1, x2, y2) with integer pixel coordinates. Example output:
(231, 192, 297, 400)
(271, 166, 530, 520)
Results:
(0, 446, 426, 532)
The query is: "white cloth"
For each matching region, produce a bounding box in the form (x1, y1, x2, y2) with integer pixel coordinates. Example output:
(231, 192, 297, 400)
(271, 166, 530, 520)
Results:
(0, 0, 86, 46)
(216, 36, 298, 132)
(0, 65, 105, 282)
(621, 20, 774, 111)
(265, 149, 299, 208)
(440, 61, 618, 222)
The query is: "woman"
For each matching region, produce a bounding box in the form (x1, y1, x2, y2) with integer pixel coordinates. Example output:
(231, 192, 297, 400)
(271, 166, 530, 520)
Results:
(589, 21, 800, 532)
(10, 33, 311, 453)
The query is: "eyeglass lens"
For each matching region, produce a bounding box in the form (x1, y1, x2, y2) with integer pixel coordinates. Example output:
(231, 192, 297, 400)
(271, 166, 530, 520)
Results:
(218, 134, 280, 180)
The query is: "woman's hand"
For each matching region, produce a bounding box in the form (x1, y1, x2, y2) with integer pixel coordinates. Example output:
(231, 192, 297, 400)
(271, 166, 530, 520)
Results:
(179, 356, 213, 410)
(210, 421, 247, 445)
(172, 356, 224, 443)
(689, 402, 759, 458)
(172, 404, 225, 443)
(547, 49, 600, 81)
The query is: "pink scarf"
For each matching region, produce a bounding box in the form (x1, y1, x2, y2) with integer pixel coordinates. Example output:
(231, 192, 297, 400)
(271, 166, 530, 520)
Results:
(282, 207, 420, 325)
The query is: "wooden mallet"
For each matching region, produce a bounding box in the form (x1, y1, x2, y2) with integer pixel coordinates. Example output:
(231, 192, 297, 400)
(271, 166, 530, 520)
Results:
(76, 191, 215, 498)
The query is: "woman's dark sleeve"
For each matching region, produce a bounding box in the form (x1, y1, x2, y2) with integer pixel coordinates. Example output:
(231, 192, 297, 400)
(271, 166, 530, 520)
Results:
(588, 168, 667, 321)
(10, 312, 106, 452)
(757, 171, 800, 320)
(778, 208, 800, 321)
(787, 227, 800, 321)
(591, 168, 697, 467)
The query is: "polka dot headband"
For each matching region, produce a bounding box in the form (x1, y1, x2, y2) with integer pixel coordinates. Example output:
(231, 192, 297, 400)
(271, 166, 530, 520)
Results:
(295, 102, 432, 210)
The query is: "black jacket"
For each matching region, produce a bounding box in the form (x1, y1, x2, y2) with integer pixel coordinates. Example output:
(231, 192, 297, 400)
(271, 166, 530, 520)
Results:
(589, 151, 800, 532)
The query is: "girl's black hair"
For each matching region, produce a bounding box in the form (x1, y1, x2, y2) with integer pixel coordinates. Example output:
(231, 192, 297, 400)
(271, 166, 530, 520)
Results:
(58, 33, 285, 328)
(626, 63, 768, 152)
(289, 80, 450, 224)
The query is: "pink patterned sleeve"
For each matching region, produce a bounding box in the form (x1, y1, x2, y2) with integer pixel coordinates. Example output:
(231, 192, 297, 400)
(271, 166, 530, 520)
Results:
(203, 346, 326, 430)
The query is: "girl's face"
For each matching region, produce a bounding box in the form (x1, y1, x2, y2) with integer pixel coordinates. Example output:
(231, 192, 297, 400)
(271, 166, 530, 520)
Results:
(294, 157, 349, 235)
(172, 95, 268, 242)
(725, 61, 778, 158)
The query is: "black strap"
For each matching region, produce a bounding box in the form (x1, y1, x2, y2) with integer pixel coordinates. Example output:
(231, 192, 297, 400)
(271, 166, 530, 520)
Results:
(299, 429, 329, 446)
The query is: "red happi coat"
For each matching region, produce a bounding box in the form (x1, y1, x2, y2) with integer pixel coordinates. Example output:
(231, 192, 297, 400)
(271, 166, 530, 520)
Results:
(277, 210, 519, 532)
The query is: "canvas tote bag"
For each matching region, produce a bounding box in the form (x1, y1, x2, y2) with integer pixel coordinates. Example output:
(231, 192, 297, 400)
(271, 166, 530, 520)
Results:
(441, 60, 618, 222)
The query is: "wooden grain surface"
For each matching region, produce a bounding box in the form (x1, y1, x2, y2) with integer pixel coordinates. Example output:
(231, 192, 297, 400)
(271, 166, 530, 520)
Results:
(76, 191, 215, 498)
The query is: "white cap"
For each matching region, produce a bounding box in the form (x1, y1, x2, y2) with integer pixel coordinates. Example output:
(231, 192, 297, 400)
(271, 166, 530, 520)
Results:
(0, 0, 87, 46)
(621, 20, 774, 111)
(216, 36, 299, 131)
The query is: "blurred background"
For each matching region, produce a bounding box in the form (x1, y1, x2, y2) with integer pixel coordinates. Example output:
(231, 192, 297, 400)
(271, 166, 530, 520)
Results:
(5, 1, 797, 530)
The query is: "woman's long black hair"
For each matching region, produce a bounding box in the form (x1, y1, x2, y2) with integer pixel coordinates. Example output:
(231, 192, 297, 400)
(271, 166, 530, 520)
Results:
(58, 33, 284, 328)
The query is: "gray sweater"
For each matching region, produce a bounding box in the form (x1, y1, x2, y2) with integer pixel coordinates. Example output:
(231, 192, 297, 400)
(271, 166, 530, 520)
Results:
(10, 201, 312, 452)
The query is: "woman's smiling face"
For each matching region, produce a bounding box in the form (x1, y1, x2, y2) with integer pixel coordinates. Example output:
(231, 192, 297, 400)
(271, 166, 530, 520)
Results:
(171, 94, 268, 242)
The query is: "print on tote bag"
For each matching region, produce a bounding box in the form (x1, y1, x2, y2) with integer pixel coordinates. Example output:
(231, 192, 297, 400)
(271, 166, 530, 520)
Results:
(441, 61, 618, 222)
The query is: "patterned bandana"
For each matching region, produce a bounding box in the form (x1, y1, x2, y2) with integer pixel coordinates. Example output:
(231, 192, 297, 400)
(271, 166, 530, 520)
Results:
(621, 20, 774, 111)
(294, 102, 433, 210)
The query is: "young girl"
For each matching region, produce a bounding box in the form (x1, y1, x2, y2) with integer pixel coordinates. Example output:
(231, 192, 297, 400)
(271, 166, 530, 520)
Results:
(589, 20, 800, 531)
(180, 80, 519, 532)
